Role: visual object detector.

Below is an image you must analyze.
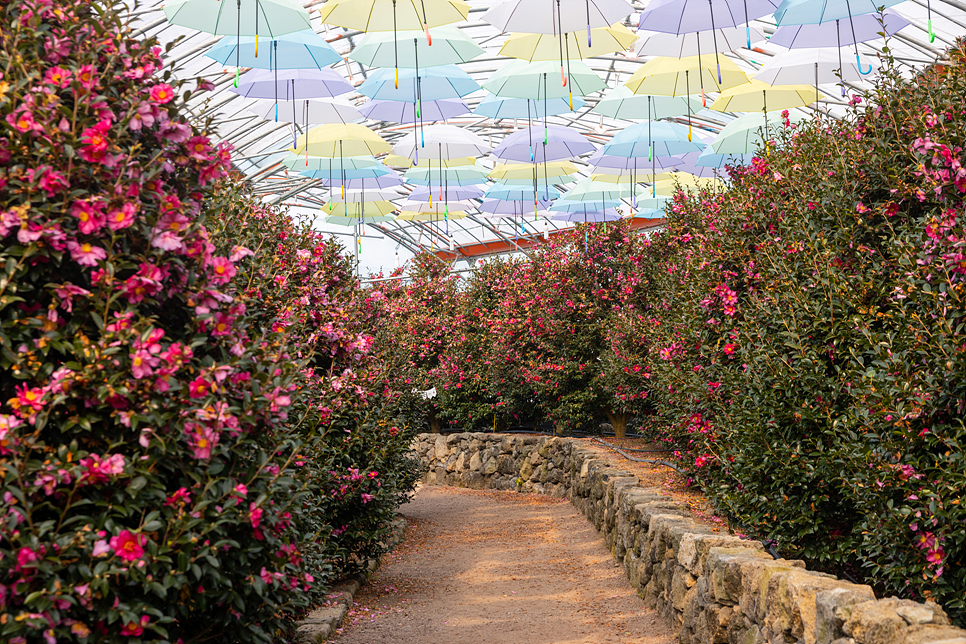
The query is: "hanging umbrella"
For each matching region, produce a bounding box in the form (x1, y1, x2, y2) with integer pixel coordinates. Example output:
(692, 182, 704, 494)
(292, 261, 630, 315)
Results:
(769, 9, 909, 48)
(710, 112, 806, 154)
(318, 174, 404, 188)
(359, 65, 480, 102)
(631, 207, 669, 218)
(625, 56, 750, 95)
(560, 179, 646, 201)
(653, 150, 733, 177)
(324, 214, 397, 226)
(293, 124, 391, 157)
(205, 30, 342, 69)
(361, 99, 470, 123)
(409, 185, 484, 201)
(710, 79, 823, 113)
(391, 125, 490, 160)
(652, 174, 723, 195)
(329, 188, 404, 202)
(248, 99, 363, 124)
(550, 199, 622, 212)
(492, 125, 595, 162)
(399, 200, 474, 212)
(484, 60, 606, 100)
(283, 153, 383, 171)
(636, 196, 674, 209)
(490, 161, 578, 181)
(590, 171, 674, 183)
(398, 210, 469, 221)
(483, 0, 634, 39)
(551, 209, 622, 222)
(588, 149, 685, 172)
(500, 24, 637, 62)
(478, 199, 554, 215)
(232, 68, 353, 99)
(404, 163, 490, 185)
(484, 184, 564, 200)
(474, 95, 585, 119)
(694, 145, 752, 168)
(635, 26, 767, 56)
(602, 121, 704, 158)
(774, 0, 910, 60)
(301, 167, 397, 180)
(321, 201, 398, 216)
(350, 26, 484, 67)
(753, 48, 880, 97)
(592, 86, 701, 119)
(317, 0, 471, 37)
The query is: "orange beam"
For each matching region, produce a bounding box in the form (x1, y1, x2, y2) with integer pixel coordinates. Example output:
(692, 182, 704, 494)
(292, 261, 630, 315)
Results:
(433, 218, 666, 261)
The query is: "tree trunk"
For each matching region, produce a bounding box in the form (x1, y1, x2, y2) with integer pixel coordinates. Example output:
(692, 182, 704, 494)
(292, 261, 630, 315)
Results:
(429, 413, 442, 434)
(605, 410, 629, 439)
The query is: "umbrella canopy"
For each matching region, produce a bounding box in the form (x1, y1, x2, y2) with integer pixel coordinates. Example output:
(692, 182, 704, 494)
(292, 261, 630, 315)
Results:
(391, 125, 490, 160)
(588, 149, 685, 171)
(591, 171, 674, 183)
(350, 26, 483, 67)
(293, 124, 392, 157)
(248, 99, 363, 124)
(404, 163, 490, 185)
(398, 210, 469, 221)
(409, 185, 484, 201)
(625, 56, 751, 95)
(694, 146, 752, 168)
(324, 214, 397, 226)
(478, 199, 553, 215)
(774, 0, 905, 25)
(550, 199, 622, 212)
(636, 196, 674, 210)
(753, 49, 881, 85)
(710, 79, 823, 113)
(474, 95, 585, 119)
(770, 9, 909, 47)
(328, 188, 403, 202)
(492, 125, 595, 162)
(652, 174, 723, 194)
(484, 60, 606, 100)
(318, 174, 404, 188)
(499, 24, 637, 61)
(561, 179, 646, 201)
(551, 209, 623, 222)
(360, 99, 470, 123)
(206, 30, 342, 69)
(399, 200, 474, 212)
(282, 153, 383, 171)
(635, 26, 767, 56)
(484, 184, 564, 200)
(602, 121, 704, 158)
(164, 0, 311, 37)
(490, 161, 578, 181)
(592, 86, 702, 119)
(232, 68, 353, 99)
(322, 201, 398, 216)
(359, 65, 480, 102)
(711, 112, 806, 154)
(318, 0, 470, 31)
(638, 0, 780, 33)
(482, 0, 634, 34)
(302, 167, 396, 180)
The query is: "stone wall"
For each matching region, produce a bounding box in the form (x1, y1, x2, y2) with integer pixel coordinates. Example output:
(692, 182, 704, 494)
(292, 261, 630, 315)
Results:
(414, 433, 966, 644)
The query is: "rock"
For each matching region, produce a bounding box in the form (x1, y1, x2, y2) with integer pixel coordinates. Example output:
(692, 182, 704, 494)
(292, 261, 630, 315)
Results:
(815, 587, 880, 644)
(773, 569, 875, 644)
(843, 600, 908, 644)
(468, 451, 482, 471)
(295, 622, 331, 643)
(899, 625, 966, 644)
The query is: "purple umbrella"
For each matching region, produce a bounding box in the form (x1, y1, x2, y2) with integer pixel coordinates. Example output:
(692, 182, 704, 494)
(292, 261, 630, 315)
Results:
(769, 9, 909, 48)
(231, 68, 353, 99)
(588, 150, 685, 172)
(409, 184, 483, 201)
(492, 125, 596, 163)
(360, 98, 471, 124)
(318, 174, 404, 189)
(551, 209, 622, 222)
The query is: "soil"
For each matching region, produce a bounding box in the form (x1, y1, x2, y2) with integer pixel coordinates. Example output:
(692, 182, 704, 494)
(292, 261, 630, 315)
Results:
(332, 485, 678, 644)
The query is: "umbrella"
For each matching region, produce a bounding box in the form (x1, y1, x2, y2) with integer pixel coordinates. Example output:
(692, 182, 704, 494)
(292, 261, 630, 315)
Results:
(232, 68, 353, 99)
(322, 201, 398, 216)
(318, 174, 404, 189)
(164, 0, 312, 84)
(324, 214, 397, 226)
(479, 198, 554, 215)
(635, 26, 766, 57)
(248, 99, 363, 125)
(409, 185, 484, 201)
(694, 145, 752, 168)
(293, 124, 391, 157)
(474, 95, 585, 119)
(490, 161, 578, 181)
(769, 9, 909, 48)
(283, 154, 382, 171)
(350, 26, 483, 68)
(710, 112, 806, 154)
(590, 171, 674, 183)
(602, 121, 704, 158)
(361, 99, 470, 123)
(492, 125, 595, 162)
(484, 184, 564, 200)
(397, 210, 468, 221)
(484, 60, 606, 103)
(550, 199, 621, 212)
(482, 0, 634, 42)
(588, 149, 685, 172)
(710, 79, 823, 113)
(205, 30, 341, 70)
(592, 85, 701, 119)
(631, 207, 669, 218)
(317, 0, 471, 41)
(404, 163, 489, 185)
(652, 174, 723, 194)
(391, 125, 490, 160)
(560, 179, 647, 201)
(774, 0, 909, 62)
(499, 24, 637, 63)
(359, 65, 480, 102)
(329, 188, 403, 202)
(753, 47, 880, 97)
(551, 209, 623, 222)
(301, 167, 397, 180)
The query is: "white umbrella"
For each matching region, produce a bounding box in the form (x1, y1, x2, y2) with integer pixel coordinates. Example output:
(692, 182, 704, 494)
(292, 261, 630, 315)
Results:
(483, 0, 634, 35)
(391, 124, 490, 161)
(635, 26, 766, 57)
(246, 98, 364, 124)
(399, 200, 475, 212)
(753, 48, 881, 87)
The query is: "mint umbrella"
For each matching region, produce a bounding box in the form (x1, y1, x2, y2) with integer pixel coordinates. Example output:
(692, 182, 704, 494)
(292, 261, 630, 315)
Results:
(484, 60, 605, 101)
(479, 199, 554, 215)
(404, 163, 489, 186)
(551, 209, 622, 222)
(283, 153, 382, 171)
(593, 86, 701, 119)
(484, 184, 564, 200)
(318, 175, 404, 189)
(560, 179, 646, 202)
(350, 26, 483, 68)
(409, 185, 484, 201)
(475, 95, 585, 119)
(205, 30, 342, 69)
(710, 112, 806, 155)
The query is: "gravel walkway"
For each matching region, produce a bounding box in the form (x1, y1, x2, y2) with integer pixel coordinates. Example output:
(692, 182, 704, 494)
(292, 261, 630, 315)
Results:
(333, 485, 677, 644)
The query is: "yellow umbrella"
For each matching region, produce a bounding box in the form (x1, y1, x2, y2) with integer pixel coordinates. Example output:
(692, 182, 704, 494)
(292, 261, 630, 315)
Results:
(293, 124, 390, 157)
(625, 56, 750, 96)
(499, 24, 637, 62)
(317, 0, 470, 33)
(709, 79, 823, 113)
(653, 173, 723, 195)
(321, 201, 397, 216)
(489, 161, 578, 181)
(397, 210, 468, 221)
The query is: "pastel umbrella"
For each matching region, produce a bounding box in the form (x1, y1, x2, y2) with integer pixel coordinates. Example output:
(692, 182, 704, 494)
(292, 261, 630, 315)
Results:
(397, 210, 468, 221)
(631, 207, 668, 218)
(164, 0, 311, 84)
(479, 199, 554, 215)
(499, 24, 637, 63)
(492, 125, 595, 162)
(205, 30, 341, 70)
(484, 184, 563, 200)
(474, 95, 585, 119)
(401, 200, 474, 212)
(591, 171, 674, 183)
(359, 66, 480, 103)
(482, 0, 634, 42)
(404, 163, 490, 185)
(385, 154, 477, 168)
(318, 175, 404, 189)
(774, 0, 911, 61)
(710, 112, 806, 154)
(710, 79, 823, 113)
(588, 149, 685, 172)
(753, 48, 880, 97)
(324, 214, 396, 226)
(282, 153, 383, 171)
(329, 188, 403, 202)
(635, 26, 766, 57)
(409, 185, 484, 201)
(483, 60, 606, 103)
(361, 98, 470, 123)
(769, 10, 909, 48)
(321, 201, 397, 216)
(302, 167, 395, 180)
(601, 121, 704, 158)
(652, 174, 723, 195)
(695, 146, 752, 168)
(592, 86, 701, 119)
(636, 196, 673, 210)
(391, 125, 490, 161)
(293, 124, 391, 157)
(248, 99, 363, 124)
(232, 68, 353, 99)
(350, 27, 484, 68)
(551, 209, 622, 222)
(490, 162, 578, 181)
(560, 179, 646, 201)
(550, 199, 621, 212)
(317, 0, 471, 37)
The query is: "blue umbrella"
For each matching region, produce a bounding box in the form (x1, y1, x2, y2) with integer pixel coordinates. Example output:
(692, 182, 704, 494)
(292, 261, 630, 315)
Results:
(550, 199, 621, 212)
(603, 122, 704, 158)
(318, 174, 404, 189)
(359, 65, 480, 102)
(474, 95, 585, 119)
(206, 30, 342, 69)
(695, 145, 752, 168)
(484, 184, 563, 200)
(551, 209, 622, 222)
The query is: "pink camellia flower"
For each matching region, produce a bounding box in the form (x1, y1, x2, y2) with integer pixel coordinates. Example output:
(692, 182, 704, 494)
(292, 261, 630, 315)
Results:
(165, 487, 192, 506)
(15, 546, 39, 572)
(110, 530, 147, 562)
(233, 484, 248, 498)
(36, 167, 68, 196)
(76, 64, 98, 91)
(120, 621, 143, 637)
(209, 256, 237, 285)
(149, 83, 175, 104)
(44, 66, 72, 88)
(250, 503, 264, 529)
(6, 110, 40, 134)
(16, 383, 45, 412)
(79, 453, 126, 484)
(188, 376, 211, 399)
(211, 312, 235, 336)
(92, 539, 111, 557)
(694, 454, 712, 468)
(0, 414, 21, 454)
(266, 387, 291, 412)
(185, 423, 219, 459)
(723, 343, 736, 355)
(67, 240, 107, 266)
(107, 203, 137, 230)
(186, 135, 212, 161)
(71, 201, 106, 235)
(77, 120, 111, 163)
(926, 547, 944, 565)
(130, 349, 159, 379)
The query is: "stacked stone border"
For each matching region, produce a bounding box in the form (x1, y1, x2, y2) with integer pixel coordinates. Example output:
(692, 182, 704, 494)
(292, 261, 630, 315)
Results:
(414, 433, 966, 644)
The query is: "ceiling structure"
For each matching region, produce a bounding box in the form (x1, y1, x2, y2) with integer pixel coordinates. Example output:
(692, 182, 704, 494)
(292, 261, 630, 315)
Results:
(130, 0, 966, 274)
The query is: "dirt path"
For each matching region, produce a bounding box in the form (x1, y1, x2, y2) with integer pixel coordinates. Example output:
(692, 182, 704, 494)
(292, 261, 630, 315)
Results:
(332, 485, 677, 644)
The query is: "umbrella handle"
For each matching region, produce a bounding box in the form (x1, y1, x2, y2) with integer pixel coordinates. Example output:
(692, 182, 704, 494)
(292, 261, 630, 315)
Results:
(274, 103, 278, 122)
(569, 91, 573, 111)
(746, 25, 750, 50)
(701, 87, 706, 107)
(395, 68, 399, 90)
(425, 24, 432, 46)
(255, 34, 259, 58)
(857, 54, 872, 75)
(561, 66, 567, 87)
(587, 23, 592, 47)
(234, 67, 239, 88)
(717, 63, 722, 84)
(929, 18, 935, 43)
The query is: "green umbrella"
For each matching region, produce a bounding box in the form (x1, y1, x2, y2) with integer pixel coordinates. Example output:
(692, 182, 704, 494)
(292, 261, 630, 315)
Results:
(483, 60, 606, 102)
(164, 0, 311, 86)
(710, 112, 805, 155)
(350, 26, 483, 68)
(281, 153, 383, 172)
(404, 162, 489, 186)
(592, 86, 702, 120)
